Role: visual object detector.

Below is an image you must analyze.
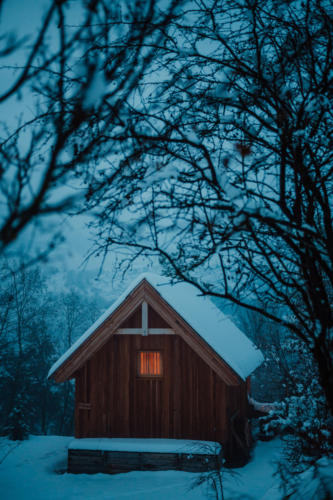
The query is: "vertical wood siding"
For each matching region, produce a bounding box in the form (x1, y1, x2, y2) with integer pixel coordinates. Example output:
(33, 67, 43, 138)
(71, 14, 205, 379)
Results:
(74, 306, 248, 450)
(75, 336, 247, 446)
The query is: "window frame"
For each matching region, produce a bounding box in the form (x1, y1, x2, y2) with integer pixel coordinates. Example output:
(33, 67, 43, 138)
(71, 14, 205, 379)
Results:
(136, 350, 163, 378)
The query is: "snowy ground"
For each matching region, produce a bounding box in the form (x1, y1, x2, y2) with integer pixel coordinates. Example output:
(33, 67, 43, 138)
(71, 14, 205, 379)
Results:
(0, 435, 283, 500)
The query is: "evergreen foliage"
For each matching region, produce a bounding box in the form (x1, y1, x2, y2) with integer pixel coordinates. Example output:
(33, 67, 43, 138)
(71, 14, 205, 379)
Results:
(0, 262, 104, 437)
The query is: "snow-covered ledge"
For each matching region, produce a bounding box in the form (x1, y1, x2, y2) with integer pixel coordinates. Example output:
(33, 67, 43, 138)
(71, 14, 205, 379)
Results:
(68, 438, 221, 455)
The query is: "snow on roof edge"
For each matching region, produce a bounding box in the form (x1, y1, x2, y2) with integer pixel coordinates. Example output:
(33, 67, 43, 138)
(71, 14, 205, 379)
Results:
(48, 272, 263, 380)
(142, 274, 263, 379)
(48, 273, 148, 378)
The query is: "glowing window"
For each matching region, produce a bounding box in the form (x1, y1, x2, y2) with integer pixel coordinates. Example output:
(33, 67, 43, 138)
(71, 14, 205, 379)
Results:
(138, 351, 162, 377)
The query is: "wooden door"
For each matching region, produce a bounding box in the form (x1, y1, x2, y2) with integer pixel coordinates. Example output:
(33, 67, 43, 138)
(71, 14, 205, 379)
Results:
(131, 346, 164, 438)
(132, 377, 163, 437)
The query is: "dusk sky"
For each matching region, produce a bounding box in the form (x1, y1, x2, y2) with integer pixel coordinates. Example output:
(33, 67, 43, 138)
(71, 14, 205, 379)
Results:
(0, 0, 156, 278)
(0, 2, 332, 498)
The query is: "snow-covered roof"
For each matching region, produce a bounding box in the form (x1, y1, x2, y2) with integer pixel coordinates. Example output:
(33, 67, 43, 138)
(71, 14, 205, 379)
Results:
(48, 273, 263, 380)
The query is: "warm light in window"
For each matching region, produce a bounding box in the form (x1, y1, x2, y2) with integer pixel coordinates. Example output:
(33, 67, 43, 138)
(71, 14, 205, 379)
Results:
(138, 351, 162, 376)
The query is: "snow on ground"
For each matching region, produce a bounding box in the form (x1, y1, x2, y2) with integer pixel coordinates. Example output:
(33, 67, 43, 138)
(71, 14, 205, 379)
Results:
(0, 435, 282, 500)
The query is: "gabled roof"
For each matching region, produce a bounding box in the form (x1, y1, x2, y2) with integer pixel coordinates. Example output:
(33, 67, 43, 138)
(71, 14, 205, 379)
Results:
(48, 273, 263, 384)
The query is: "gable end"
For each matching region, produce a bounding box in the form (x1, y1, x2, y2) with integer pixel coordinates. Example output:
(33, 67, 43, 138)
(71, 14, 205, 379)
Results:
(50, 279, 242, 385)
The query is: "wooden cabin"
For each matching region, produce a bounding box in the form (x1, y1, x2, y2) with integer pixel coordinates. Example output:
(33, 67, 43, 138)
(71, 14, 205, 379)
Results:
(49, 274, 263, 469)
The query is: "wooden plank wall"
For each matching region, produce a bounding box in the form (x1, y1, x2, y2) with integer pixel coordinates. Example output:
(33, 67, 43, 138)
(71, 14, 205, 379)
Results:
(68, 449, 222, 474)
(74, 307, 247, 449)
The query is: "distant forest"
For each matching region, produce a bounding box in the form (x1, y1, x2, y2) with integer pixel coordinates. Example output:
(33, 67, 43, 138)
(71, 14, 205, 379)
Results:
(0, 261, 109, 438)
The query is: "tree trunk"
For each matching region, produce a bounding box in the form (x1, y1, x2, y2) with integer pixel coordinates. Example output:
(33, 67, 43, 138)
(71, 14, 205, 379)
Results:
(313, 342, 333, 419)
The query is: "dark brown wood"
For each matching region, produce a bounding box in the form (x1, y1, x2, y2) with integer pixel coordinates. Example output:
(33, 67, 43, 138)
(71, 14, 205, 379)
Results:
(73, 332, 248, 449)
(120, 306, 141, 328)
(148, 305, 171, 328)
(53, 277, 252, 466)
(53, 284, 147, 382)
(51, 280, 241, 385)
(68, 448, 222, 474)
(77, 402, 92, 410)
(143, 283, 240, 385)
